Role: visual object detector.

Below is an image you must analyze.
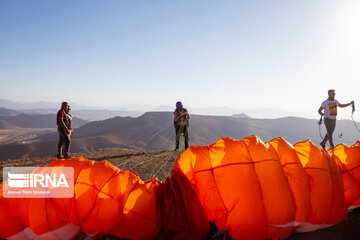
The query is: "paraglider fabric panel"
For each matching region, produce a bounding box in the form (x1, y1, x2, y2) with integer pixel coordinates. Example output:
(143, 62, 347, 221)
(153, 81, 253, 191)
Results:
(1, 136, 360, 240)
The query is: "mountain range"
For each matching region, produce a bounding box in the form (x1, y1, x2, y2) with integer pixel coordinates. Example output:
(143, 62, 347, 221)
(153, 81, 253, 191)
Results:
(1, 111, 359, 161)
(0, 98, 317, 119)
(0, 99, 143, 120)
(0, 108, 88, 129)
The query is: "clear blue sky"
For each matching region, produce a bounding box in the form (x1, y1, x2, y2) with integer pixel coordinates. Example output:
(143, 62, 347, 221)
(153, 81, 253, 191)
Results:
(1, 0, 359, 118)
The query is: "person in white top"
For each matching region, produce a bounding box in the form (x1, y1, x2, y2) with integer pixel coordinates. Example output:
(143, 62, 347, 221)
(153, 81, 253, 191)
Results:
(318, 89, 354, 148)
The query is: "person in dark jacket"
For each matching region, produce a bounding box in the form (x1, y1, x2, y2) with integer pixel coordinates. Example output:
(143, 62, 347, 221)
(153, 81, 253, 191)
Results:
(174, 101, 190, 150)
(56, 102, 73, 158)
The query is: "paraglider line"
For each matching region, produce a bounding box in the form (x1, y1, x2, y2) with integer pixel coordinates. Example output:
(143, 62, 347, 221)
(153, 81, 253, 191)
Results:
(193, 159, 280, 173)
(78, 171, 118, 226)
(351, 114, 360, 133)
(318, 116, 324, 142)
(120, 121, 174, 169)
(150, 146, 178, 180)
(206, 145, 229, 215)
(131, 152, 169, 169)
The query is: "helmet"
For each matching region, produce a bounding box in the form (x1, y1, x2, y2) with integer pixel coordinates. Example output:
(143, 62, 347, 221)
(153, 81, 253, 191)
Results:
(176, 101, 183, 107)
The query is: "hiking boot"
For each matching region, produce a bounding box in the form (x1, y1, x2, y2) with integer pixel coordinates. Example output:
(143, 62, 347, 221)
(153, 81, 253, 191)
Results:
(320, 142, 325, 148)
(330, 145, 335, 149)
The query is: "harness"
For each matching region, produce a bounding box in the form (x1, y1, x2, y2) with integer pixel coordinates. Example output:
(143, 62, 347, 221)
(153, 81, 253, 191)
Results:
(62, 110, 72, 129)
(66, 113, 72, 121)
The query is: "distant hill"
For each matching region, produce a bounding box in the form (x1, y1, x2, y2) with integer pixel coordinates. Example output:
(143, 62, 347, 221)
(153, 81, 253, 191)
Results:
(0, 107, 19, 117)
(0, 119, 18, 129)
(0, 113, 88, 129)
(19, 109, 143, 121)
(232, 113, 251, 118)
(1, 98, 316, 119)
(70, 109, 142, 120)
(1, 112, 360, 161)
(0, 99, 93, 110)
(0, 99, 143, 120)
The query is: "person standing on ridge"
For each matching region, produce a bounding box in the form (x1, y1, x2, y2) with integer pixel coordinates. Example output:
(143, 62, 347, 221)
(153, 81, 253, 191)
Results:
(174, 101, 190, 150)
(57, 102, 74, 158)
(318, 89, 354, 149)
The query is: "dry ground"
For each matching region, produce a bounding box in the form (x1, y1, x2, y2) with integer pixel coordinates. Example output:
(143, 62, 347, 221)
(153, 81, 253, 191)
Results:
(1, 148, 359, 240)
(0, 147, 182, 183)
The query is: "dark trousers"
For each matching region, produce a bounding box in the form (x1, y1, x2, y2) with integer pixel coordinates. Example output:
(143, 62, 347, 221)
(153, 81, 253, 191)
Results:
(321, 118, 336, 148)
(58, 127, 71, 157)
(175, 124, 189, 150)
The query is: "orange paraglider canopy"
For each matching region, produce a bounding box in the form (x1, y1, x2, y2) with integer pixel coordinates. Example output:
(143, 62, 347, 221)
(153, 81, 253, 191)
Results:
(1, 136, 360, 240)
